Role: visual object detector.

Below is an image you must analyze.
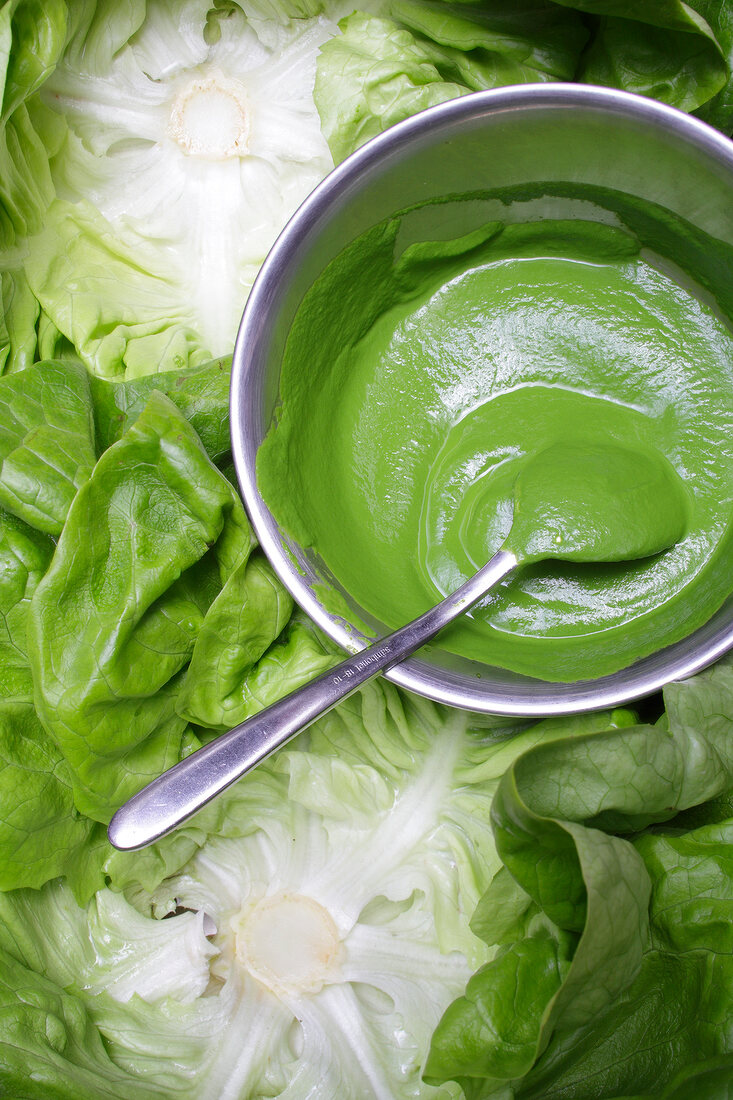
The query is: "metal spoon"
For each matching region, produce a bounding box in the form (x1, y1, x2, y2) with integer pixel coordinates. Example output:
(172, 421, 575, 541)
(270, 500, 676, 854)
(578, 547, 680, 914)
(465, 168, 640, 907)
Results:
(108, 441, 687, 851)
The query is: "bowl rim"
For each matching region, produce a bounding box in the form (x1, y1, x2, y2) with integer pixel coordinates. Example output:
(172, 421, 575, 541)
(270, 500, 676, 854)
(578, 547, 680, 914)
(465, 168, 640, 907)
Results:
(230, 82, 733, 715)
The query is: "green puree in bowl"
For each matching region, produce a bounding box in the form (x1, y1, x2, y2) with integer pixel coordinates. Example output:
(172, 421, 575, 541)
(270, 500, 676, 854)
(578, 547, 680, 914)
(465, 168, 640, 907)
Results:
(258, 209, 733, 681)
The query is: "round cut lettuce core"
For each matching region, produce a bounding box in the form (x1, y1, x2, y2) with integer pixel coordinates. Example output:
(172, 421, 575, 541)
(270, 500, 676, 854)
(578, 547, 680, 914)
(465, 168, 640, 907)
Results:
(168, 70, 251, 158)
(0, 667, 500, 1093)
(27, 0, 340, 373)
(235, 892, 343, 996)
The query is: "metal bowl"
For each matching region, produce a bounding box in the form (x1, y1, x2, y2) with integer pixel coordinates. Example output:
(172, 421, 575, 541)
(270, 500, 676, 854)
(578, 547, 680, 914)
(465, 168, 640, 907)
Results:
(230, 83, 733, 716)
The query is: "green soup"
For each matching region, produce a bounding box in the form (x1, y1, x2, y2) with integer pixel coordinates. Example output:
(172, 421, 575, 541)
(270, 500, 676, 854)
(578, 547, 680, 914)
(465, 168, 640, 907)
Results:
(257, 195, 733, 682)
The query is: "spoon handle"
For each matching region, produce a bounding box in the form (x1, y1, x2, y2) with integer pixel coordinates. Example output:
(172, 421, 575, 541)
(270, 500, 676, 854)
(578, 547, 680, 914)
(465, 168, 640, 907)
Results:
(108, 548, 517, 851)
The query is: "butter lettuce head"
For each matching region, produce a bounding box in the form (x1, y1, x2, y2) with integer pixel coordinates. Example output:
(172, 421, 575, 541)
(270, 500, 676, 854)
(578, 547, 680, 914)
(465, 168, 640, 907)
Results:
(0, 680, 515, 1099)
(2, 0, 343, 379)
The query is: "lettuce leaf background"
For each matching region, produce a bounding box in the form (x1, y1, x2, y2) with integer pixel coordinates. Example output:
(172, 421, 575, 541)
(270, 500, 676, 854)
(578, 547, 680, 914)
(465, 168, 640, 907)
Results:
(315, 0, 733, 162)
(425, 659, 733, 1097)
(0, 0, 731, 1098)
(0, 679, 523, 1098)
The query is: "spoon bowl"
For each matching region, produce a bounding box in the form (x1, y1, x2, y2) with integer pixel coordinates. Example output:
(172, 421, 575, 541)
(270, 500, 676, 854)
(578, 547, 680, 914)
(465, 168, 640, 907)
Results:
(509, 442, 689, 565)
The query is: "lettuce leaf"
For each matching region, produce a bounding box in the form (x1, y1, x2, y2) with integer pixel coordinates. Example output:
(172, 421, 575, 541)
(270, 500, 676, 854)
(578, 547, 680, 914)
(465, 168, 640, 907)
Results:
(0, 508, 51, 701)
(0, 359, 95, 534)
(0, 267, 39, 372)
(176, 550, 294, 730)
(23, 201, 213, 380)
(426, 658, 733, 1097)
(0, 506, 102, 897)
(90, 355, 232, 460)
(315, 1, 589, 162)
(315, 0, 732, 164)
(0, 941, 159, 1099)
(691, 0, 733, 132)
(0, 701, 101, 897)
(556, 0, 729, 111)
(0, 680, 516, 1099)
(0, 2, 63, 250)
(27, 390, 254, 819)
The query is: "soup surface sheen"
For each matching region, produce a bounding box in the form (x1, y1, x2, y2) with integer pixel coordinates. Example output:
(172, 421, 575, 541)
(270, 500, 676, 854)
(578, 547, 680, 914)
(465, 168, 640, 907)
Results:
(258, 215, 733, 681)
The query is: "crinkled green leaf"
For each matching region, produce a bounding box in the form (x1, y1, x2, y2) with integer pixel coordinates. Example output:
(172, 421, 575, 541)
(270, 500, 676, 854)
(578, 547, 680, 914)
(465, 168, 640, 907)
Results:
(0, 304, 7, 374)
(552, 0, 716, 37)
(0, 0, 75, 255)
(59, 0, 146, 77)
(0, 940, 160, 1099)
(548, 0, 729, 114)
(0, 359, 96, 534)
(314, 11, 468, 164)
(650, 1056, 733, 1099)
(0, 267, 39, 373)
(28, 390, 249, 820)
(0, 701, 100, 896)
(578, 16, 726, 113)
(395, 0, 588, 83)
(427, 659, 733, 1096)
(0, 883, 216, 1008)
(512, 819, 733, 1097)
(177, 551, 293, 730)
(0, 0, 71, 122)
(427, 804, 650, 1089)
(426, 922, 574, 1087)
(637, 820, 733, 956)
(693, 0, 733, 134)
(35, 308, 74, 362)
(90, 356, 232, 462)
(0, 100, 55, 252)
(101, 759, 259, 897)
(212, 614, 337, 728)
(0, 508, 52, 702)
(315, 1, 587, 163)
(517, 948, 730, 1099)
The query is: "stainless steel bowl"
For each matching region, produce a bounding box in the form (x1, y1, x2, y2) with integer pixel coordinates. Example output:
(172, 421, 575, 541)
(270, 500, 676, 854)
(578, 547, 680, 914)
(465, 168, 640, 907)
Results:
(230, 83, 733, 716)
